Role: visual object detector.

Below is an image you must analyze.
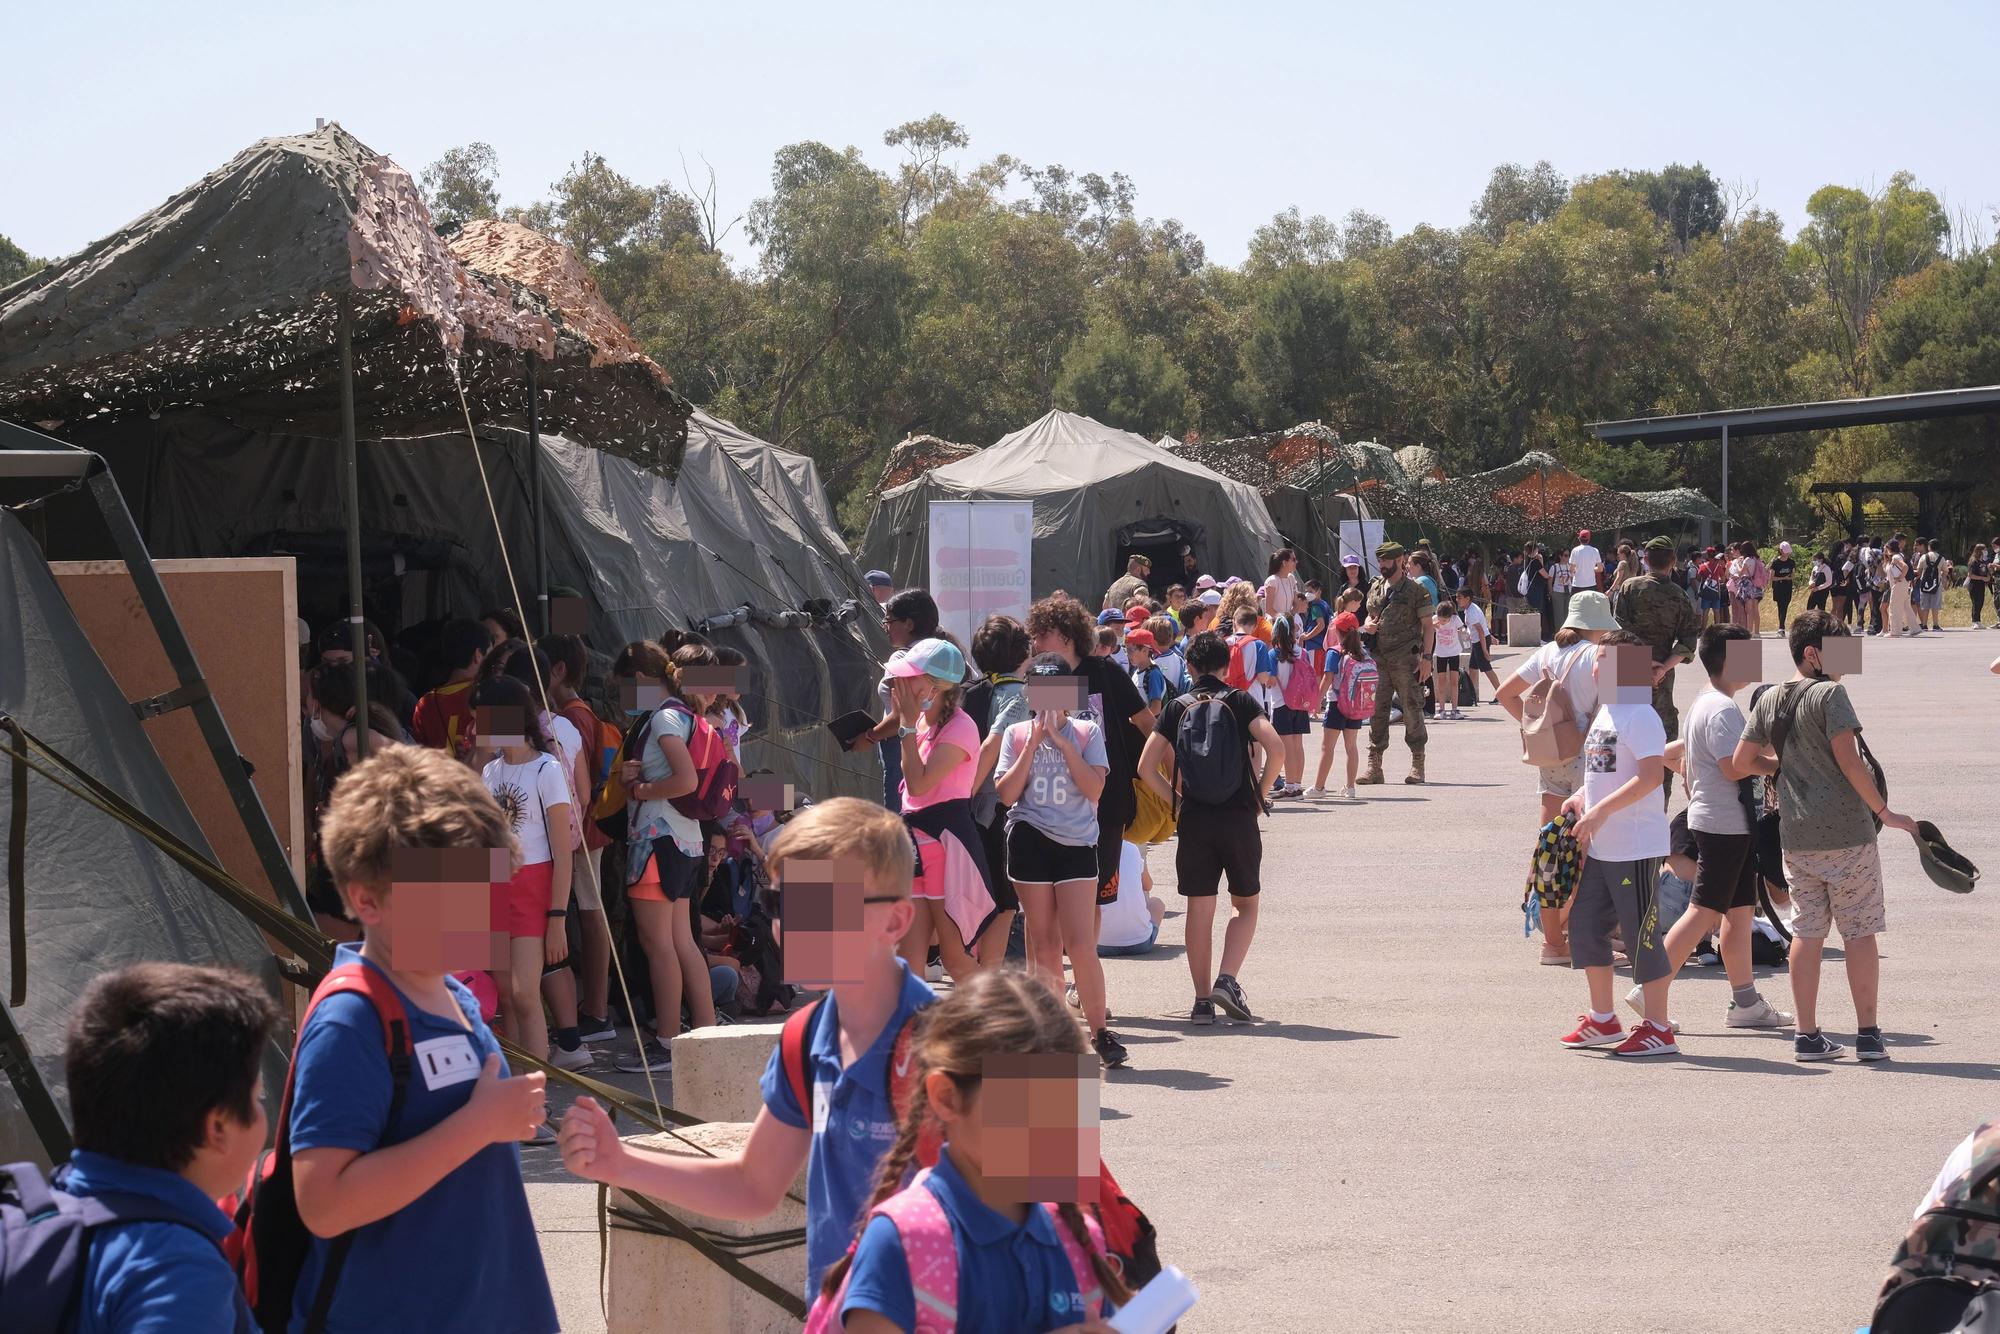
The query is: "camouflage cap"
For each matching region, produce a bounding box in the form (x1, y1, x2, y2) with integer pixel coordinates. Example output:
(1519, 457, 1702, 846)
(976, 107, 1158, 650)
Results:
(1913, 820, 1979, 894)
(1645, 536, 1675, 554)
(1375, 541, 1406, 560)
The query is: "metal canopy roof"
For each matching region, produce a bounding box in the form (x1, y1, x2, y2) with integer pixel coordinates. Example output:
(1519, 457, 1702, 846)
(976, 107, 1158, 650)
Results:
(1589, 384, 2000, 445)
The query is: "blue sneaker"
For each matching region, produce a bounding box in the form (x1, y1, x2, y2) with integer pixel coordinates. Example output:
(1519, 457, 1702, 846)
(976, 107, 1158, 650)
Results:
(1794, 1031, 1845, 1062)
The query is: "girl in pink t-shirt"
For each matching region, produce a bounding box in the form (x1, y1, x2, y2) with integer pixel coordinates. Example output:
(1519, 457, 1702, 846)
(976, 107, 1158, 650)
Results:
(889, 639, 995, 983)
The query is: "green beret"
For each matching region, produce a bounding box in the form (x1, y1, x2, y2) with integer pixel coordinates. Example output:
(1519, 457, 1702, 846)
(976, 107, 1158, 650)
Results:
(1645, 536, 1674, 554)
(1375, 541, 1405, 560)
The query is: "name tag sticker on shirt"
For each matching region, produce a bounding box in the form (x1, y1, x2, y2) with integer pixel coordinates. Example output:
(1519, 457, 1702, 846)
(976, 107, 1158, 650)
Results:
(415, 1034, 482, 1091)
(812, 1079, 833, 1134)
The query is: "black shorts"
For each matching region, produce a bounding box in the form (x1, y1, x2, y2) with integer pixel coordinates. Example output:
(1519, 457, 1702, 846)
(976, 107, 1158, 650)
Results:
(979, 807, 1021, 913)
(1096, 816, 1128, 906)
(1175, 803, 1262, 899)
(1468, 644, 1492, 672)
(1007, 820, 1098, 886)
(1691, 828, 1759, 913)
(1272, 706, 1312, 736)
(1432, 654, 1462, 675)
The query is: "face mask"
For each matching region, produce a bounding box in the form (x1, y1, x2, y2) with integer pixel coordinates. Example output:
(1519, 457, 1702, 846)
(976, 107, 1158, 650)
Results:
(310, 715, 334, 742)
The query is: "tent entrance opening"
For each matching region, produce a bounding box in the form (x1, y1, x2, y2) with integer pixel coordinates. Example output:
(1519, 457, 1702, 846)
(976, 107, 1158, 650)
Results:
(1115, 517, 1200, 598)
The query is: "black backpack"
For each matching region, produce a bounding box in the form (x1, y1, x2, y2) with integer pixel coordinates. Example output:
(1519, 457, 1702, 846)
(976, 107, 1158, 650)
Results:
(1170, 688, 1249, 811)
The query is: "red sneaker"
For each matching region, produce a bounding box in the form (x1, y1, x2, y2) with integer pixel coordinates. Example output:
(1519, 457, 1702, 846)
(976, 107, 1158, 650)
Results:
(1560, 1014, 1624, 1048)
(1611, 1020, 1680, 1058)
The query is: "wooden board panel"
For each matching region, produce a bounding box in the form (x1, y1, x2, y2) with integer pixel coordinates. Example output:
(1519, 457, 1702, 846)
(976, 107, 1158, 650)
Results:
(49, 559, 304, 907)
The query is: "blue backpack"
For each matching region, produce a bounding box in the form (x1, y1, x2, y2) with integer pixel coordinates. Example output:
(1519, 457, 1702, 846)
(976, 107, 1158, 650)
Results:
(1, 1160, 229, 1333)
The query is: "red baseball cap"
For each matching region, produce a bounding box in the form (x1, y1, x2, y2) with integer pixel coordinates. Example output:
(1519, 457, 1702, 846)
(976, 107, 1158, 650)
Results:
(1125, 606, 1150, 624)
(1123, 628, 1158, 652)
(1332, 611, 1361, 635)
(1578, 529, 1591, 541)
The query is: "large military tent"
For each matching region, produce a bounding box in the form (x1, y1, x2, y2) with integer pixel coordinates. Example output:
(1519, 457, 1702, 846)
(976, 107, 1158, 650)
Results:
(0, 126, 885, 800)
(861, 410, 1281, 602)
(0, 508, 285, 1164)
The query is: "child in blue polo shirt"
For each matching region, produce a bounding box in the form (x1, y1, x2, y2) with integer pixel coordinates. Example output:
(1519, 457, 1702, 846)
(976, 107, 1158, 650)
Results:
(291, 745, 555, 1332)
(54, 962, 277, 1334)
(560, 797, 934, 1297)
(816, 969, 1130, 1333)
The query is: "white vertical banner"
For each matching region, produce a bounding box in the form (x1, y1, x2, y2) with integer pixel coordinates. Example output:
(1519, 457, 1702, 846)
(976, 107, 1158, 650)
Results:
(929, 500, 1034, 648)
(1338, 519, 1385, 565)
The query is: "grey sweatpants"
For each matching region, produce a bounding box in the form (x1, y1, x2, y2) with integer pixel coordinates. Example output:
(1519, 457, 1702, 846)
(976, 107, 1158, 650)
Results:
(1569, 856, 1670, 984)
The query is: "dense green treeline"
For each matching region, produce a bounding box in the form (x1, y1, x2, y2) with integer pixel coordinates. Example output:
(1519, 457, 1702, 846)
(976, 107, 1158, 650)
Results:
(8, 119, 1996, 539)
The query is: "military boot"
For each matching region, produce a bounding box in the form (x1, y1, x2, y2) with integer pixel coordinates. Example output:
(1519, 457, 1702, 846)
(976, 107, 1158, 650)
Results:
(1357, 749, 1386, 785)
(1403, 750, 1427, 785)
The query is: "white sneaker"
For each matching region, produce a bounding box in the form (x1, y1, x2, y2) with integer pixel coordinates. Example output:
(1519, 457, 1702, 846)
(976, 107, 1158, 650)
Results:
(1343, 785, 1357, 800)
(1725, 997, 1795, 1029)
(1306, 786, 1328, 798)
(1621, 984, 1681, 1032)
(550, 1042, 595, 1072)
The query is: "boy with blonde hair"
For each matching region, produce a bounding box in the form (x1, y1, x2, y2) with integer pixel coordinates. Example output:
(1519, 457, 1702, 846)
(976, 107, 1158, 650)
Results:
(559, 797, 935, 1297)
(290, 744, 556, 1331)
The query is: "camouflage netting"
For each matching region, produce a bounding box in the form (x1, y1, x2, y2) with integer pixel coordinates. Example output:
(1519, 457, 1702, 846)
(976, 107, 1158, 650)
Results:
(0, 124, 690, 472)
(1381, 450, 1676, 536)
(1175, 423, 1410, 498)
(873, 434, 979, 494)
(1623, 487, 1729, 524)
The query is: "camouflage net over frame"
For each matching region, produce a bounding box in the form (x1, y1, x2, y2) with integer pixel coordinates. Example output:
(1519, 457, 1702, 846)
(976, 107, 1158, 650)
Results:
(873, 433, 979, 495)
(0, 124, 691, 473)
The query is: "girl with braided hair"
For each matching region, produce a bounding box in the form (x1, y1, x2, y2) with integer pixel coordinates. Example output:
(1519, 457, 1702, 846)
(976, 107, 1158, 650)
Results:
(812, 968, 1131, 1333)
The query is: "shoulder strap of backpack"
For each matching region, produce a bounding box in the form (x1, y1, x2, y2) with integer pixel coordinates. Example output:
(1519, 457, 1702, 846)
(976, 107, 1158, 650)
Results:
(875, 1170, 958, 1329)
(1042, 1200, 1109, 1317)
(288, 962, 415, 1334)
(780, 999, 823, 1126)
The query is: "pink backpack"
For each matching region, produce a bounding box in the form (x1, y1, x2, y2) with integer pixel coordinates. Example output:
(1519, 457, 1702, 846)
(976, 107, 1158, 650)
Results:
(1334, 653, 1377, 721)
(1280, 654, 1319, 713)
(803, 1168, 1109, 1333)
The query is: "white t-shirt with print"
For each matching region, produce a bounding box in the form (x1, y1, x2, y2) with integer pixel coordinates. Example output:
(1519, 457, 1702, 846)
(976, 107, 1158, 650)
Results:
(1262, 572, 1299, 619)
(1432, 613, 1463, 657)
(483, 751, 573, 866)
(1580, 703, 1670, 862)
(1097, 842, 1153, 949)
(1683, 689, 1750, 835)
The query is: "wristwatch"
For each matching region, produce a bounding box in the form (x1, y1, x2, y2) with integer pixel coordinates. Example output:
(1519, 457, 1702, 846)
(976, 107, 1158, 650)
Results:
(898, 725, 917, 738)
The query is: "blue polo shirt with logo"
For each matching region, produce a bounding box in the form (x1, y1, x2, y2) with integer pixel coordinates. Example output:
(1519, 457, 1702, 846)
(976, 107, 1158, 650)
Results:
(841, 1149, 1101, 1332)
(759, 960, 936, 1296)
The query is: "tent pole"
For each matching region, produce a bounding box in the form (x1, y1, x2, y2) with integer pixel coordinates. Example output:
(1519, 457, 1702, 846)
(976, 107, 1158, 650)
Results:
(528, 355, 546, 636)
(337, 297, 368, 761)
(1720, 424, 1730, 549)
(77, 458, 315, 924)
(0, 993, 71, 1162)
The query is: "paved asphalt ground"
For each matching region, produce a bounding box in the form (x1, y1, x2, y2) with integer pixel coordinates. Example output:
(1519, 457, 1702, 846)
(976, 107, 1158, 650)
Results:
(528, 628, 2000, 1332)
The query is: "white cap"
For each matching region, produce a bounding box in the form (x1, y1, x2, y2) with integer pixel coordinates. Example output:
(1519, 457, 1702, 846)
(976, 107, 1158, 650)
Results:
(1197, 589, 1223, 606)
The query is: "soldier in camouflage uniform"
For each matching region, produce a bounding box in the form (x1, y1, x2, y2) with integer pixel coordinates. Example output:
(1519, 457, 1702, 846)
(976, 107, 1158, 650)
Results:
(1614, 535, 1701, 795)
(1360, 541, 1435, 785)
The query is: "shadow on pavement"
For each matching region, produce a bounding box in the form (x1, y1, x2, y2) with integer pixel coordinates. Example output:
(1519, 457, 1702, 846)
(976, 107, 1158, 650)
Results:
(1858, 1060, 2000, 1081)
(1107, 1066, 1233, 1092)
(1111, 1016, 1396, 1043)
(1670, 1053, 1831, 1075)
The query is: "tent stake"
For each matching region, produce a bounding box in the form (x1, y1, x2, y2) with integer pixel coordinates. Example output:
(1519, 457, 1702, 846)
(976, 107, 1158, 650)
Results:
(337, 297, 368, 760)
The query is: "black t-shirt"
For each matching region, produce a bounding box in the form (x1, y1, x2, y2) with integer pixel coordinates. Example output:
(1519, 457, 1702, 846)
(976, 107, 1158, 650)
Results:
(1157, 675, 1266, 814)
(1971, 558, 1992, 584)
(1066, 653, 1148, 827)
(1523, 555, 1547, 608)
(1769, 557, 1795, 585)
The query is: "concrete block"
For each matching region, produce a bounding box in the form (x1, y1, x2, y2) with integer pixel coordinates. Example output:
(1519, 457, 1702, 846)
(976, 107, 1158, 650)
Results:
(606, 1121, 808, 1334)
(1506, 612, 1543, 648)
(671, 1021, 785, 1125)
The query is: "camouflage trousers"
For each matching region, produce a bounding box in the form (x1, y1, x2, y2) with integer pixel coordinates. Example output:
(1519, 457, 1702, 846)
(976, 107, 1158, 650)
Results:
(1654, 667, 1678, 799)
(1368, 654, 1427, 756)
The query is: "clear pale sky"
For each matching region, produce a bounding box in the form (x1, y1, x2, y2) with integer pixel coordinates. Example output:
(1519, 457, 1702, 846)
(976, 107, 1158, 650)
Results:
(7, 1, 1997, 268)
